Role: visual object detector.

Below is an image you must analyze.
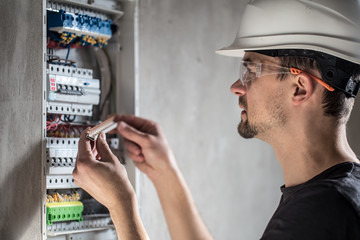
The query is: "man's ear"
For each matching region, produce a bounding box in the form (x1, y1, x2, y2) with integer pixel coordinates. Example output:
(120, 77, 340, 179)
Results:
(291, 74, 314, 106)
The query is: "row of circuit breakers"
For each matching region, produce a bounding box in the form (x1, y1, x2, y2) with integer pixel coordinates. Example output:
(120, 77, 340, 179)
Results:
(47, 64, 99, 116)
(45, 2, 118, 239)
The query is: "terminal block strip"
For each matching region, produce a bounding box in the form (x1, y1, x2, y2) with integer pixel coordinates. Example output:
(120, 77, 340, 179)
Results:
(47, 201, 84, 225)
(46, 192, 83, 226)
(48, 10, 112, 39)
(47, 0, 124, 22)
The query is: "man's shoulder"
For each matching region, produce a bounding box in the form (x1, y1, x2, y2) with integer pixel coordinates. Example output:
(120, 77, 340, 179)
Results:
(308, 162, 360, 216)
(260, 162, 360, 240)
(261, 187, 360, 240)
(283, 162, 360, 216)
(281, 182, 357, 217)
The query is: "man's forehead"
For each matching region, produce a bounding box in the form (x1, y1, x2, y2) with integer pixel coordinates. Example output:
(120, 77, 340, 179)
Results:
(243, 52, 279, 64)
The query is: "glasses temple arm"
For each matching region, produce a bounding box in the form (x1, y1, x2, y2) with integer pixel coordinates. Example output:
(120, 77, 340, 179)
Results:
(290, 67, 335, 92)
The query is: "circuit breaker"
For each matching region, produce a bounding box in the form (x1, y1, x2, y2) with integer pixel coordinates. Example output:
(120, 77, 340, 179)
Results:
(42, 1, 130, 239)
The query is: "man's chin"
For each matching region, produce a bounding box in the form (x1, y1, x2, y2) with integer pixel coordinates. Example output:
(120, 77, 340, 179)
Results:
(237, 120, 257, 139)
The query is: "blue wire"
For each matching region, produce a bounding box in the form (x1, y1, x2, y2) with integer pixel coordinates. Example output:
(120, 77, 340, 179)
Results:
(66, 44, 71, 60)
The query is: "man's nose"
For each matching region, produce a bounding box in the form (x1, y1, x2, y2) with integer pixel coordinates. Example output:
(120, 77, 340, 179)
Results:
(230, 79, 246, 96)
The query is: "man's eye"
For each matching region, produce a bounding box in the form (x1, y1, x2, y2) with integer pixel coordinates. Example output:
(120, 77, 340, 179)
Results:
(247, 67, 256, 74)
(246, 69, 256, 78)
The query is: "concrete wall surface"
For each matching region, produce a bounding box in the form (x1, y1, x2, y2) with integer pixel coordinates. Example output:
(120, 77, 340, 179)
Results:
(0, 0, 44, 239)
(348, 101, 360, 155)
(136, 0, 284, 239)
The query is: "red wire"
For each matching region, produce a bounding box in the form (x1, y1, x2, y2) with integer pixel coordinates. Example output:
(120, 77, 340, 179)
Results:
(46, 114, 62, 130)
(46, 114, 58, 125)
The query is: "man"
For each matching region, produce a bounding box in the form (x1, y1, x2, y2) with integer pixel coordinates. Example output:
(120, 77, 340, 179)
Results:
(73, 0, 360, 239)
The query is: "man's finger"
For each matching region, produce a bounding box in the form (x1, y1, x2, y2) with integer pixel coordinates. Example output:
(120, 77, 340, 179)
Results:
(127, 151, 145, 163)
(108, 114, 142, 134)
(124, 139, 142, 155)
(113, 114, 149, 127)
(96, 133, 116, 162)
(116, 121, 149, 145)
(78, 128, 94, 157)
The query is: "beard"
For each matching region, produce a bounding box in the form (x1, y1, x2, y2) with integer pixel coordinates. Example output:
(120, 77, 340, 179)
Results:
(237, 96, 258, 138)
(237, 118, 258, 139)
(236, 94, 287, 140)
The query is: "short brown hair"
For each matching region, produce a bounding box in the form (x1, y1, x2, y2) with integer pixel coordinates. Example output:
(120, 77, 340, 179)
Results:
(277, 56, 355, 125)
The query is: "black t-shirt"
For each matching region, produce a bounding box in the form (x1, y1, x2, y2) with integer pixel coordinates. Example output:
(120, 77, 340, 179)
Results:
(260, 162, 360, 240)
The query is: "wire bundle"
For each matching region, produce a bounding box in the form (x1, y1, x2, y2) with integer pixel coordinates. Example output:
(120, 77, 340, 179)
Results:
(46, 114, 62, 131)
(47, 124, 85, 138)
(47, 192, 80, 203)
(46, 114, 91, 137)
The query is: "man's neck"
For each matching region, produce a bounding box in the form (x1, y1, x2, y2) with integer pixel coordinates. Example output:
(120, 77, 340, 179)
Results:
(271, 124, 359, 187)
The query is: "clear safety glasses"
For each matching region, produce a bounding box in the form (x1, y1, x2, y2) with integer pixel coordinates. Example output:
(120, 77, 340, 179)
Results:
(239, 61, 334, 91)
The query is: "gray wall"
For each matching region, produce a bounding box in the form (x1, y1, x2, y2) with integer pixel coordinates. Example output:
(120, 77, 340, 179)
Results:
(0, 0, 44, 239)
(348, 101, 360, 155)
(136, 0, 284, 239)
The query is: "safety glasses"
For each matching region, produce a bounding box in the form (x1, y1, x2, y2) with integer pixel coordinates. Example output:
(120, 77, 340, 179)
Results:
(239, 61, 334, 91)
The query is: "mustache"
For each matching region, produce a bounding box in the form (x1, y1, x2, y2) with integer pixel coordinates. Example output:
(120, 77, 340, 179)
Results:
(239, 97, 248, 110)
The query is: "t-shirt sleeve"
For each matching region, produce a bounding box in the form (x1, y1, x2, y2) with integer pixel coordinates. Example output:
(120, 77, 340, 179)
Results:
(260, 187, 360, 240)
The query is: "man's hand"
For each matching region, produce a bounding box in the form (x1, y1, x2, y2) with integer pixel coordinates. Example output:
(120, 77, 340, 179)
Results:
(112, 115, 213, 240)
(73, 129, 134, 210)
(111, 115, 179, 182)
(73, 128, 149, 240)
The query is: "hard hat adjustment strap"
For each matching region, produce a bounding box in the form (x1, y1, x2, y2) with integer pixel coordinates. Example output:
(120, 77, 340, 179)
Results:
(315, 53, 358, 97)
(251, 49, 360, 97)
(346, 77, 360, 97)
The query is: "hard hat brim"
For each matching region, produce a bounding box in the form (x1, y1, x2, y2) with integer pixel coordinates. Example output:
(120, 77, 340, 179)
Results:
(216, 35, 360, 65)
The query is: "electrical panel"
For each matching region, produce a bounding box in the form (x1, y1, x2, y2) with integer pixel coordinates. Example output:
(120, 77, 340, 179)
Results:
(43, 1, 125, 239)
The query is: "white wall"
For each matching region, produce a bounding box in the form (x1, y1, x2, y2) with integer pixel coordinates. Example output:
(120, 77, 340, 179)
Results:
(136, 0, 284, 239)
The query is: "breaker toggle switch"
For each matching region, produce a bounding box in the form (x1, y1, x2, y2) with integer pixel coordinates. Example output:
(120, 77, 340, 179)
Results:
(57, 84, 84, 95)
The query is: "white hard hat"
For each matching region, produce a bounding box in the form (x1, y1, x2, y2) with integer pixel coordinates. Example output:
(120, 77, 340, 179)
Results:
(217, 0, 360, 65)
(217, 0, 360, 97)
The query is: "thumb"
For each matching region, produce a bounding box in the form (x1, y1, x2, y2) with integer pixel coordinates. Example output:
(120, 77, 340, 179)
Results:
(96, 133, 115, 162)
(78, 128, 94, 156)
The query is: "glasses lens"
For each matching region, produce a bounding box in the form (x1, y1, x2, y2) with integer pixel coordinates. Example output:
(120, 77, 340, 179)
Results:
(239, 61, 257, 85)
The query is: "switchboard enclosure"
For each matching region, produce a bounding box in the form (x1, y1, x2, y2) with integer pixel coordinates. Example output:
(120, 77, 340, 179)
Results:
(0, 0, 138, 239)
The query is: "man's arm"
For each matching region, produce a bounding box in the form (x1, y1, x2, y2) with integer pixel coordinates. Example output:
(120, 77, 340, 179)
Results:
(113, 115, 213, 240)
(73, 130, 148, 240)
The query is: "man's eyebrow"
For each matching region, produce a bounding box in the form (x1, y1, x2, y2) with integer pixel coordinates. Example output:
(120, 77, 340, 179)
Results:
(243, 55, 264, 63)
(243, 56, 276, 66)
(243, 56, 253, 62)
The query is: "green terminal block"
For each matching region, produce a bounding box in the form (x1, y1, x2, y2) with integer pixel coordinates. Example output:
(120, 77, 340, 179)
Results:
(47, 201, 84, 225)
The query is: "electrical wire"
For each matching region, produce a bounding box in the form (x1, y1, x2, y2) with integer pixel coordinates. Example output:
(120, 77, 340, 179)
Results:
(46, 114, 62, 131)
(103, 48, 116, 114)
(66, 44, 71, 60)
(46, 116, 95, 138)
(63, 115, 76, 122)
(93, 47, 113, 120)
